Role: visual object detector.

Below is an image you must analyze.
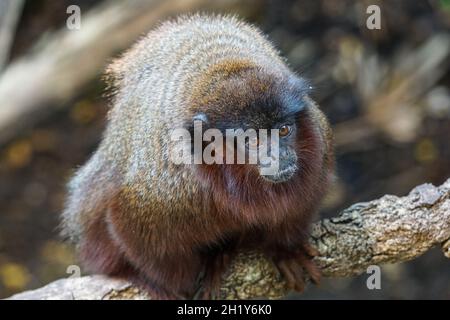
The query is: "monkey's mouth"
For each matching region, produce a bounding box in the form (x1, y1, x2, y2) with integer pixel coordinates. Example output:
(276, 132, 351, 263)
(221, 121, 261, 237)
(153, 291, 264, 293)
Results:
(259, 164, 298, 183)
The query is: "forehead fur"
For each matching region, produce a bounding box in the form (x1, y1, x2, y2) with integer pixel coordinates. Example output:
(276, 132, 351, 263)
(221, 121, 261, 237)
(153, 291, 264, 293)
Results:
(188, 59, 308, 129)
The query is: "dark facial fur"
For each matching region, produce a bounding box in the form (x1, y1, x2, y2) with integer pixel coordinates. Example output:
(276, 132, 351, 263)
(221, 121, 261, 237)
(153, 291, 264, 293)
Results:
(188, 61, 310, 180)
(61, 15, 334, 299)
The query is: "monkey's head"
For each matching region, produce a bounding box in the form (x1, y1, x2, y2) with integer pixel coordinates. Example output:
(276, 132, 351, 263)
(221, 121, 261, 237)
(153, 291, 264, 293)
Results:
(183, 59, 329, 223)
(187, 60, 314, 183)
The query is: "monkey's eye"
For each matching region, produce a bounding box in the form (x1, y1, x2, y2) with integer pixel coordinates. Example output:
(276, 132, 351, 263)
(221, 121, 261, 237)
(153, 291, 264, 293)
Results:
(279, 125, 292, 137)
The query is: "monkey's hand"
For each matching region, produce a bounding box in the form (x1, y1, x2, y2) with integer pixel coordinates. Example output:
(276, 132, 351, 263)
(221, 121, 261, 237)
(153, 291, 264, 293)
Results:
(271, 243, 321, 293)
(196, 251, 232, 300)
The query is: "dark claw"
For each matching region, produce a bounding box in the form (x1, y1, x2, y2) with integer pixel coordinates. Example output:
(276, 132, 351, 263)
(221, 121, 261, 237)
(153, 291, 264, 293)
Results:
(273, 244, 321, 292)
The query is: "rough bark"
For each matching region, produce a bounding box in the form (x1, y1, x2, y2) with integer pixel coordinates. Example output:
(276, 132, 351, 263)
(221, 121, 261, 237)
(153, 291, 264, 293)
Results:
(7, 178, 450, 300)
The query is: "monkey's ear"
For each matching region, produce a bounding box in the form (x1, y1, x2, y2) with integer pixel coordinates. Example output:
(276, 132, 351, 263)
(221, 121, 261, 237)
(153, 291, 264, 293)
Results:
(288, 75, 312, 98)
(192, 112, 209, 124)
(279, 77, 312, 118)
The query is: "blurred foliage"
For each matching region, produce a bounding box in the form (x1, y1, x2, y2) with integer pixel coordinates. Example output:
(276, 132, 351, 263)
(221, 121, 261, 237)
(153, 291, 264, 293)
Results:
(0, 262, 31, 291)
(0, 0, 449, 298)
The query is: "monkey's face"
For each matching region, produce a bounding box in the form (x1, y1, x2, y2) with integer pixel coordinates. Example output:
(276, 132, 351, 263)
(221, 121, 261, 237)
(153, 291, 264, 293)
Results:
(233, 96, 302, 184)
(258, 123, 298, 183)
(190, 67, 311, 184)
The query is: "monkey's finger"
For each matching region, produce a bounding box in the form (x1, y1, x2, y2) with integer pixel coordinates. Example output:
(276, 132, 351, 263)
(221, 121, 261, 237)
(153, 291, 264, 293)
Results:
(298, 255, 321, 285)
(288, 262, 306, 292)
(303, 244, 320, 257)
(276, 260, 297, 290)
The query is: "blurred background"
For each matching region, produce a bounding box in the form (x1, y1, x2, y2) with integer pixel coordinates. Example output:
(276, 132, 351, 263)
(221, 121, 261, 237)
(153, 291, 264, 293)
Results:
(0, 0, 449, 299)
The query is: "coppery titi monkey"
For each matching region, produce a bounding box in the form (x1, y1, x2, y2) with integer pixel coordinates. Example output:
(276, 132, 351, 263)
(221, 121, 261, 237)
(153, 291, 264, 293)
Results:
(61, 15, 334, 299)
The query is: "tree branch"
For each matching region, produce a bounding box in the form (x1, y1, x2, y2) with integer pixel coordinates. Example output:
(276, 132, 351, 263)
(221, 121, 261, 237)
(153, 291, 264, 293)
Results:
(7, 178, 450, 300)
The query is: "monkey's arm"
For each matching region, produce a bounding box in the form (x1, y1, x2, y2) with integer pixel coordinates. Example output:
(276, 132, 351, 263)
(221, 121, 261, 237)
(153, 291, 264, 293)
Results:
(9, 178, 450, 300)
